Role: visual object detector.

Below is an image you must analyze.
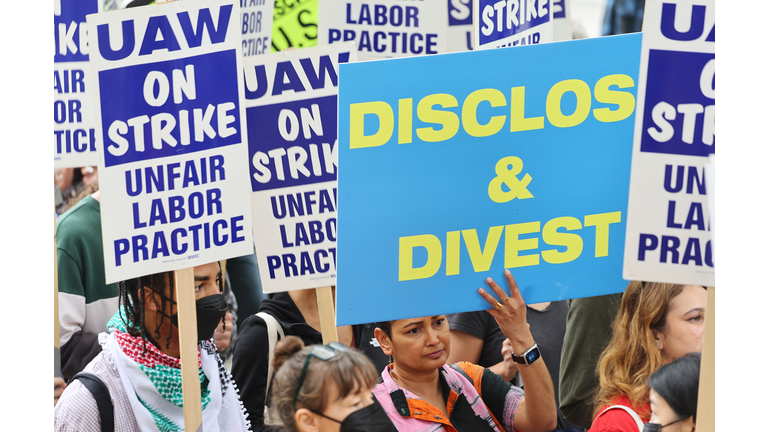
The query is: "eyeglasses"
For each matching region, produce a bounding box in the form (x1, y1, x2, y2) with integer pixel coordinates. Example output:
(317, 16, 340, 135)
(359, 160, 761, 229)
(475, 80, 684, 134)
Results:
(293, 342, 349, 411)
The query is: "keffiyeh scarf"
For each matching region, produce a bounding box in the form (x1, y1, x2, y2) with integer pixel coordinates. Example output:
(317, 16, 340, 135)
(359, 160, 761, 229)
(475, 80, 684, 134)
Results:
(102, 307, 251, 432)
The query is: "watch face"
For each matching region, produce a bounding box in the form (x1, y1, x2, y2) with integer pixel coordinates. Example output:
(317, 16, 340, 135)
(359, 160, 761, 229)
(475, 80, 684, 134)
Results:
(525, 348, 540, 364)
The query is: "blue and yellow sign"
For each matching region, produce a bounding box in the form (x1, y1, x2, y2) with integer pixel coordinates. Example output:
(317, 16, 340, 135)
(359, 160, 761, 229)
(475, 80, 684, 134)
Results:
(336, 33, 642, 325)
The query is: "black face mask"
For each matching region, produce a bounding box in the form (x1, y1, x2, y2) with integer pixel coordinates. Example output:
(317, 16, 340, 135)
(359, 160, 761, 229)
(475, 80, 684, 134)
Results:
(169, 294, 228, 341)
(312, 400, 397, 432)
(642, 416, 689, 432)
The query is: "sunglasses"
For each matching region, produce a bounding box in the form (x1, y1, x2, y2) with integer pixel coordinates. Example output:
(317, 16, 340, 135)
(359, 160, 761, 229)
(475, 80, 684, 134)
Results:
(293, 342, 350, 411)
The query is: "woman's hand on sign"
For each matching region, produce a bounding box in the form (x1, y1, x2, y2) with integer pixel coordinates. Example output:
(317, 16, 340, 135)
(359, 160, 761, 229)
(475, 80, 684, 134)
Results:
(478, 269, 535, 354)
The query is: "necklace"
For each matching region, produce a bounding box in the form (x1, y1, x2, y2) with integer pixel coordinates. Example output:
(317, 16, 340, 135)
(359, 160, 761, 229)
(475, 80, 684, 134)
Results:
(390, 365, 400, 383)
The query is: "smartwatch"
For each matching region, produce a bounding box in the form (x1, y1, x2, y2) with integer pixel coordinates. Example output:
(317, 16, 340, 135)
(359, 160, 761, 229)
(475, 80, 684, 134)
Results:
(511, 343, 541, 366)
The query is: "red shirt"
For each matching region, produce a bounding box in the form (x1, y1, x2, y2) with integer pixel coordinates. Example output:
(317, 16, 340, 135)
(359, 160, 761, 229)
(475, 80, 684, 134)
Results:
(588, 395, 650, 432)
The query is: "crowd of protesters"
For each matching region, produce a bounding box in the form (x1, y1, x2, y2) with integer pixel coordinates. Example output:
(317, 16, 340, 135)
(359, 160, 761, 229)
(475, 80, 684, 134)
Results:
(53, 165, 707, 432)
(52, 0, 707, 431)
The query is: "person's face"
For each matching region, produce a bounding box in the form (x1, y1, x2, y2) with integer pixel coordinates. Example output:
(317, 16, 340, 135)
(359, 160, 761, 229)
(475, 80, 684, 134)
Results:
(320, 380, 375, 432)
(379, 315, 450, 373)
(144, 262, 221, 356)
(649, 389, 695, 432)
(655, 285, 707, 362)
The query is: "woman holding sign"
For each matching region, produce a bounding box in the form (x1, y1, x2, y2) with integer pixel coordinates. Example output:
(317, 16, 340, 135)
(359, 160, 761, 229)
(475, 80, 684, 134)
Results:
(372, 269, 557, 432)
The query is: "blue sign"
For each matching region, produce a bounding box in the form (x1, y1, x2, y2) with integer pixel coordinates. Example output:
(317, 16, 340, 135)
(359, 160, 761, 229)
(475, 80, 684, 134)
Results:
(336, 33, 642, 325)
(99, 51, 242, 168)
(640, 50, 715, 156)
(54, 0, 99, 63)
(552, 0, 566, 19)
(247, 96, 337, 192)
(449, 0, 472, 26)
(477, 0, 550, 45)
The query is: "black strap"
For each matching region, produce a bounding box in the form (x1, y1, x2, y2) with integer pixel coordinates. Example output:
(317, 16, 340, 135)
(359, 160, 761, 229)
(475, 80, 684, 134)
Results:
(69, 372, 115, 432)
(449, 363, 474, 385)
(390, 389, 410, 417)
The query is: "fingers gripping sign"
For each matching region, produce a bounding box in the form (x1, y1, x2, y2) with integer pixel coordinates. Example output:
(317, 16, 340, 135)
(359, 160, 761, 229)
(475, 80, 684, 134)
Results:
(478, 269, 535, 351)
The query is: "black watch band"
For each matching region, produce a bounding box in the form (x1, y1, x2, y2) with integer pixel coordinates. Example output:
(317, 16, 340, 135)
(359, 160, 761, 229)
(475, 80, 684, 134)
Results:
(511, 343, 541, 365)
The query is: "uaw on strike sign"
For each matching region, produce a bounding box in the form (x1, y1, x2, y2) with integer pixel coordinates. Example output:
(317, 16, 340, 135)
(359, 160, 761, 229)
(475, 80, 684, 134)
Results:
(244, 43, 357, 293)
(623, 0, 714, 287)
(87, 0, 254, 283)
(55, 0, 102, 168)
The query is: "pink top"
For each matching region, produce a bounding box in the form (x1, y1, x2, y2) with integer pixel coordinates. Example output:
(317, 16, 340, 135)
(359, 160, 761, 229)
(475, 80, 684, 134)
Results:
(372, 362, 524, 432)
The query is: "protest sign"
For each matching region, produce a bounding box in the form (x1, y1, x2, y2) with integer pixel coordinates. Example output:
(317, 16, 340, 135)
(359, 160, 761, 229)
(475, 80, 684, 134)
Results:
(87, 0, 254, 285)
(54, 0, 102, 168)
(552, 0, 572, 41)
(336, 33, 642, 325)
(448, 0, 473, 52)
(241, 0, 275, 57)
(623, 0, 714, 286)
(473, 0, 553, 49)
(271, 0, 318, 51)
(318, 0, 448, 60)
(244, 43, 356, 293)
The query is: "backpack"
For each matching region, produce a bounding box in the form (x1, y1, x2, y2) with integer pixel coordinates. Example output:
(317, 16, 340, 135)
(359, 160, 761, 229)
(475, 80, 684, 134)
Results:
(69, 372, 115, 432)
(449, 364, 586, 432)
(256, 312, 285, 426)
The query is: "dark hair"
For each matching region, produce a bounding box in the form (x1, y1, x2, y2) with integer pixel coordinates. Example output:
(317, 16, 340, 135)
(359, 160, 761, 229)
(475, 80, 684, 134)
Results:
(271, 336, 378, 432)
(125, 0, 155, 7)
(374, 321, 393, 339)
(117, 263, 224, 354)
(118, 271, 175, 352)
(648, 352, 701, 422)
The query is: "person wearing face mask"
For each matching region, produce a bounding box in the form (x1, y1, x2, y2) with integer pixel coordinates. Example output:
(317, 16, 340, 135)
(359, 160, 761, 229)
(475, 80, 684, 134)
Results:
(588, 282, 707, 432)
(270, 336, 397, 432)
(54, 262, 251, 432)
(645, 353, 700, 432)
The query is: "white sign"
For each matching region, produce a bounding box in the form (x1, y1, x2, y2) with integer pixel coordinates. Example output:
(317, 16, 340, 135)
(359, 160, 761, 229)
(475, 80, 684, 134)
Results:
(473, 0, 553, 49)
(318, 0, 448, 61)
(623, 0, 715, 286)
(87, 0, 254, 283)
(243, 43, 356, 292)
(54, 0, 103, 168)
(448, 0, 473, 52)
(552, 0, 571, 41)
(240, 0, 275, 57)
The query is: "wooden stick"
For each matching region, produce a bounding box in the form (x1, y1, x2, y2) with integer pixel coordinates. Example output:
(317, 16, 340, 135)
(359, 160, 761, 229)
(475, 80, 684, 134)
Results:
(315, 286, 338, 344)
(176, 267, 203, 432)
(696, 286, 715, 432)
(54, 215, 61, 377)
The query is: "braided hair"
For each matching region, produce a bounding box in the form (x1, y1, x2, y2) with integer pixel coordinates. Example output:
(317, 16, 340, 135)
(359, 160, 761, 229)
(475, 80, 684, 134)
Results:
(117, 262, 226, 354)
(117, 270, 175, 353)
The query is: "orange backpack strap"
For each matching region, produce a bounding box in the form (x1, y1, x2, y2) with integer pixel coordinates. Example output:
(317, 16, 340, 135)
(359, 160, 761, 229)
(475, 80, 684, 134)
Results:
(451, 362, 505, 430)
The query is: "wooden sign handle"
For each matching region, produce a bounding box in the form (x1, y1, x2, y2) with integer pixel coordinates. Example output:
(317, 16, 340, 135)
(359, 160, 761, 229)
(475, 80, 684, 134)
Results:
(175, 268, 203, 432)
(315, 286, 338, 344)
(696, 286, 715, 432)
